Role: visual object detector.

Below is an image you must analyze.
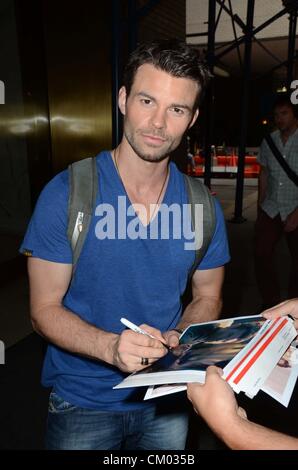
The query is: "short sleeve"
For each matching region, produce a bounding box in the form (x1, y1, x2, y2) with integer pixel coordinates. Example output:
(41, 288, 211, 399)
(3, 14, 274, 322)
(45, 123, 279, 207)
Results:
(197, 197, 230, 270)
(19, 171, 73, 263)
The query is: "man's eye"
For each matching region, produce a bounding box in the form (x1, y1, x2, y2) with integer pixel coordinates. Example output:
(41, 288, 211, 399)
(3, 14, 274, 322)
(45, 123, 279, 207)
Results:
(141, 99, 152, 105)
(172, 107, 184, 114)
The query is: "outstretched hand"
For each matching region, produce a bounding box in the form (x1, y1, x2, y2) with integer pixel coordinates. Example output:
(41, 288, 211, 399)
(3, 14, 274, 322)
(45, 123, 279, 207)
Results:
(187, 366, 247, 434)
(262, 298, 298, 331)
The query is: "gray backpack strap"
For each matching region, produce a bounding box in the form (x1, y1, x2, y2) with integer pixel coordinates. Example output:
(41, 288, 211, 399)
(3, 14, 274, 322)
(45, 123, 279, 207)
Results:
(184, 175, 216, 279)
(67, 157, 98, 269)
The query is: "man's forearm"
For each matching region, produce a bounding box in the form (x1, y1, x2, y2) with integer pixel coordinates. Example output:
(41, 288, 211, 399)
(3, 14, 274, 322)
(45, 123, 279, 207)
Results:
(221, 416, 298, 450)
(31, 305, 117, 364)
(176, 296, 222, 331)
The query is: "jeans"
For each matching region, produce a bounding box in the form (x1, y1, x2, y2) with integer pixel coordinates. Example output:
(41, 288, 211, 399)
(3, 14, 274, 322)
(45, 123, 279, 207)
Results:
(46, 391, 189, 450)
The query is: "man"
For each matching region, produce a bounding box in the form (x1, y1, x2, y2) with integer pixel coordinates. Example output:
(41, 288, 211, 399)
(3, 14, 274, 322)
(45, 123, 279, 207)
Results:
(187, 299, 298, 450)
(20, 39, 230, 450)
(255, 95, 298, 309)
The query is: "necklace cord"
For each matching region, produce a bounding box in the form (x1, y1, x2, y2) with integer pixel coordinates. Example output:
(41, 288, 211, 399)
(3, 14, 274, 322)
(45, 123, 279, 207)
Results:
(113, 148, 169, 221)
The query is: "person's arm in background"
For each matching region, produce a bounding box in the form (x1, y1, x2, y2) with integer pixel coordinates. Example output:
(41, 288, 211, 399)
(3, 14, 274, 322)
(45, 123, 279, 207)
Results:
(164, 267, 224, 348)
(187, 366, 298, 450)
(258, 164, 268, 208)
(284, 207, 298, 232)
(256, 137, 269, 209)
(28, 258, 167, 373)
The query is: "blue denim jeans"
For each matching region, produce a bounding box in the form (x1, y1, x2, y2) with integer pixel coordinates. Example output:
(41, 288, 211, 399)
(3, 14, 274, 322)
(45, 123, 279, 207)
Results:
(46, 392, 189, 450)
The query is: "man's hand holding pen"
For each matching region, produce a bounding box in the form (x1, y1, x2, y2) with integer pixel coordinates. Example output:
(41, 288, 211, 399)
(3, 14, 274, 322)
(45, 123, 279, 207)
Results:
(108, 319, 183, 373)
(110, 322, 168, 373)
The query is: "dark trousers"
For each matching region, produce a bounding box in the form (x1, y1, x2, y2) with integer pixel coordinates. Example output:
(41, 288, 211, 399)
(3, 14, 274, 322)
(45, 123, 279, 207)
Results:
(254, 209, 298, 307)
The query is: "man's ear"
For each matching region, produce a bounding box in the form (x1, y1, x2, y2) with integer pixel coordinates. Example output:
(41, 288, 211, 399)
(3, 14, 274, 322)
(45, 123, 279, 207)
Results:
(189, 108, 199, 128)
(118, 86, 127, 115)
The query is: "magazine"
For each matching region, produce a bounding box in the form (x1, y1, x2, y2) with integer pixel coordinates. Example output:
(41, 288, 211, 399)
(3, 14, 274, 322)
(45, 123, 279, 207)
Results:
(144, 342, 298, 406)
(114, 315, 297, 398)
(261, 342, 298, 407)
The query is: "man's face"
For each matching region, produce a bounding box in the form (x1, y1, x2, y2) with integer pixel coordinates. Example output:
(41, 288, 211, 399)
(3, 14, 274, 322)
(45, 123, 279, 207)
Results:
(274, 104, 297, 132)
(118, 64, 200, 162)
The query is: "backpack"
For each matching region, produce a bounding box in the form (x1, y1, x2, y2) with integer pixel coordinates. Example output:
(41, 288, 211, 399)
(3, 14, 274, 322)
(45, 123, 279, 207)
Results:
(67, 157, 216, 279)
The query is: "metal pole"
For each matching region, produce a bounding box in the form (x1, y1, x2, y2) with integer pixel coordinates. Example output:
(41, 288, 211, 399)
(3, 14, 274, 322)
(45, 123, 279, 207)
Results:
(287, 8, 297, 90)
(227, 0, 243, 69)
(215, 0, 225, 32)
(111, 0, 121, 148)
(216, 7, 287, 61)
(231, 0, 255, 223)
(204, 0, 216, 189)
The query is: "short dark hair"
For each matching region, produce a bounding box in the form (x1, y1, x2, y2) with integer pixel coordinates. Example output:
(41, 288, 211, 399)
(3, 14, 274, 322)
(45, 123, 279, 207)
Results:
(273, 94, 298, 117)
(123, 39, 212, 108)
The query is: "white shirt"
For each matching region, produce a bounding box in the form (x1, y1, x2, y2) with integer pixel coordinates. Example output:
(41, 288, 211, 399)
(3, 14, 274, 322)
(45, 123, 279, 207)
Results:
(257, 128, 298, 220)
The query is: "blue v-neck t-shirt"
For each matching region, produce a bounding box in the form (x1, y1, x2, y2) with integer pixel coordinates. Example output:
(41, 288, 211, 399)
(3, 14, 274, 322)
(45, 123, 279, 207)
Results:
(20, 151, 230, 411)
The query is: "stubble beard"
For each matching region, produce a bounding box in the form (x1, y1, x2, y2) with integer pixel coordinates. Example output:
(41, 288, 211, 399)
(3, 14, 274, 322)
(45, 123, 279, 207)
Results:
(124, 127, 178, 163)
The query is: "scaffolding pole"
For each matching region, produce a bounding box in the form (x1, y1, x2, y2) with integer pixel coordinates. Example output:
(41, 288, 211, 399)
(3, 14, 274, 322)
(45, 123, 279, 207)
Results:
(231, 0, 255, 223)
(111, 0, 121, 147)
(287, 8, 298, 89)
(204, 0, 216, 189)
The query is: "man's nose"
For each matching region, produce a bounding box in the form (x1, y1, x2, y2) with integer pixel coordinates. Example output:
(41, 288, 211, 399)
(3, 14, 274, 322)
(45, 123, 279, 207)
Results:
(150, 107, 167, 129)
